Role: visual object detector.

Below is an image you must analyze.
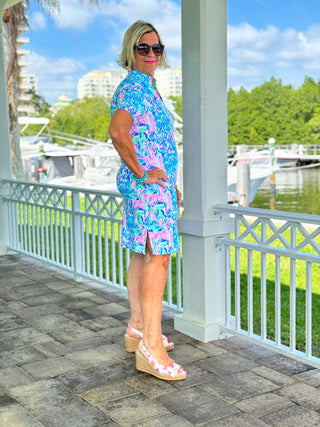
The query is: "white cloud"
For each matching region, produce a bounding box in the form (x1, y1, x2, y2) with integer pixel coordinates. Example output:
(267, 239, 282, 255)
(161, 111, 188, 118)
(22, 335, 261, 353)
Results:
(52, 0, 96, 31)
(51, 0, 181, 47)
(227, 23, 320, 89)
(27, 51, 86, 102)
(29, 11, 47, 30)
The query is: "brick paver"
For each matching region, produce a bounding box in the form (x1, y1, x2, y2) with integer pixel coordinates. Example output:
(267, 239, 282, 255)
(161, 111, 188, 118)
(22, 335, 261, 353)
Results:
(0, 254, 319, 426)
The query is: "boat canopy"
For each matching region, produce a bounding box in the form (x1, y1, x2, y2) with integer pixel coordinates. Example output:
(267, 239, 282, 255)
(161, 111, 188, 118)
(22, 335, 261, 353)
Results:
(18, 117, 50, 125)
(19, 117, 50, 139)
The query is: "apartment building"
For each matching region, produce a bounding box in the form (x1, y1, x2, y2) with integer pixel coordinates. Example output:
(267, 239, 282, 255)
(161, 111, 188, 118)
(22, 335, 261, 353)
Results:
(17, 34, 37, 116)
(155, 66, 182, 97)
(77, 70, 126, 99)
(77, 66, 182, 99)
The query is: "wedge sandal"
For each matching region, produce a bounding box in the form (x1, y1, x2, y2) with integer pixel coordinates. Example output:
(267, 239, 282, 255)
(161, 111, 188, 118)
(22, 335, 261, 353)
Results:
(135, 340, 186, 381)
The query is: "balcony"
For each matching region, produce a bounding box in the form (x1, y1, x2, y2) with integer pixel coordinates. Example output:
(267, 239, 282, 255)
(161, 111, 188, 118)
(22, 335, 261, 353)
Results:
(17, 49, 30, 55)
(17, 37, 29, 44)
(18, 61, 30, 68)
(1, 1, 320, 423)
(1, 252, 320, 425)
(19, 93, 32, 102)
(3, 179, 320, 368)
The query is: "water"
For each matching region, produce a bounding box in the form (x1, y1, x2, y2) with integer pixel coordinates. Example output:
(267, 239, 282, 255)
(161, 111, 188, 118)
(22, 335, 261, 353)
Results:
(250, 165, 320, 215)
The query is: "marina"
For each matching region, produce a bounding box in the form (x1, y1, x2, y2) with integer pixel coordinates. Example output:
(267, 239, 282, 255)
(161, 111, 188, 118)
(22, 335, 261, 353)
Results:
(251, 164, 320, 215)
(228, 144, 320, 167)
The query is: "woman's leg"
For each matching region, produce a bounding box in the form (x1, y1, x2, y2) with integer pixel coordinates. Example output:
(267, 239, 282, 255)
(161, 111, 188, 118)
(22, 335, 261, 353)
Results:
(139, 236, 172, 366)
(126, 251, 146, 335)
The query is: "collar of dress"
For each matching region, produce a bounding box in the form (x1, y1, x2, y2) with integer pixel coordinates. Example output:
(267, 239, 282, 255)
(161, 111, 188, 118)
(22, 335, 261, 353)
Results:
(128, 69, 157, 90)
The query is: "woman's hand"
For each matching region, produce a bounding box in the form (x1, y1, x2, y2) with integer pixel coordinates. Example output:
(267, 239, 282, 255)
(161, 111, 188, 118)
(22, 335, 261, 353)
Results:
(176, 187, 182, 208)
(144, 168, 168, 187)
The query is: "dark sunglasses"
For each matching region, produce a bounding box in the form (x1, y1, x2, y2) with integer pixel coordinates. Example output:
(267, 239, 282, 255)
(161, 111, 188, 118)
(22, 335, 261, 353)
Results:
(135, 43, 165, 56)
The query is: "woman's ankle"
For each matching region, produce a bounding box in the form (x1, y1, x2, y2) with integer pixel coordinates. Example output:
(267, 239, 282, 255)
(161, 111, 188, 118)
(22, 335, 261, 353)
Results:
(127, 322, 143, 338)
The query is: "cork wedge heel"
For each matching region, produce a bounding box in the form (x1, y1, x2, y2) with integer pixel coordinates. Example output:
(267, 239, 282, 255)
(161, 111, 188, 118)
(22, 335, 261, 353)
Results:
(135, 341, 186, 381)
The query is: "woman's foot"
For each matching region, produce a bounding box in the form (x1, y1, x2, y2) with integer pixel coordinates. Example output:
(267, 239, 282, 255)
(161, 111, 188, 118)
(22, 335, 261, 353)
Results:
(125, 324, 174, 352)
(136, 340, 186, 381)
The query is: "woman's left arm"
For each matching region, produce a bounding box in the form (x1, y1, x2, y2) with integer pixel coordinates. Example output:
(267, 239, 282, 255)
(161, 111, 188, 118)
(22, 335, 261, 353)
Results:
(176, 187, 182, 208)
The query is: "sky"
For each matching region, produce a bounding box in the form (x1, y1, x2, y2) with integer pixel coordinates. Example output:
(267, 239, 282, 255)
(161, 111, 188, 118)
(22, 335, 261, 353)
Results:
(23, 0, 320, 103)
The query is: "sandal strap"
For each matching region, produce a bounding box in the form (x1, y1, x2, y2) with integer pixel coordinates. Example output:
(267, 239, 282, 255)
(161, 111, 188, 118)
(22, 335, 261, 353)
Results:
(127, 324, 143, 338)
(162, 335, 172, 346)
(127, 326, 172, 347)
(139, 341, 184, 378)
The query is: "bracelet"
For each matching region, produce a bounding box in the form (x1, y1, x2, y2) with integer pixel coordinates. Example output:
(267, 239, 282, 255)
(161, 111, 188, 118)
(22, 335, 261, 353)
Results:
(135, 170, 148, 184)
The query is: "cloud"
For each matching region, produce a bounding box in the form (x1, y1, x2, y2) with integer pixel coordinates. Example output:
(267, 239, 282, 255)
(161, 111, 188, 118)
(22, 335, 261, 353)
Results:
(51, 0, 181, 47)
(29, 11, 47, 30)
(52, 0, 96, 31)
(27, 51, 86, 102)
(227, 23, 320, 89)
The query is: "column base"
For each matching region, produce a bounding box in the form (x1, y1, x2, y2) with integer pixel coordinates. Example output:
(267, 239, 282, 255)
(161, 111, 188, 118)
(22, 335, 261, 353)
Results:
(174, 313, 223, 343)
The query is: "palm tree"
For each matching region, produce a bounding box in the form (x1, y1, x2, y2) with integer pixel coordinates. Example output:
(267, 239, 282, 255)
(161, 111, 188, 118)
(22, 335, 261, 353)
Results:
(3, 1, 97, 179)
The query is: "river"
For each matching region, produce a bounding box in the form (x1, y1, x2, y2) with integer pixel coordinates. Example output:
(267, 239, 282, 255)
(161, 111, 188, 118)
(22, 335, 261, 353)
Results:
(250, 165, 320, 215)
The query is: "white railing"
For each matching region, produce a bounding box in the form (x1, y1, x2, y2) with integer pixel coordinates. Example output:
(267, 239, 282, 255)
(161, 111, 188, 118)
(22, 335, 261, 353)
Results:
(228, 144, 320, 156)
(3, 180, 183, 312)
(215, 204, 320, 367)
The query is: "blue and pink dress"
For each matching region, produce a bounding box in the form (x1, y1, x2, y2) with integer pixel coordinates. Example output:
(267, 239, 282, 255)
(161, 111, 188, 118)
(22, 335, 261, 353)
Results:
(111, 69, 180, 255)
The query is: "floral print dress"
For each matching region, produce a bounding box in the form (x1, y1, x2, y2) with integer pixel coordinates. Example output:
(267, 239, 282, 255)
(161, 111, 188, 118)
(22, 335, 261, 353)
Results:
(110, 69, 180, 255)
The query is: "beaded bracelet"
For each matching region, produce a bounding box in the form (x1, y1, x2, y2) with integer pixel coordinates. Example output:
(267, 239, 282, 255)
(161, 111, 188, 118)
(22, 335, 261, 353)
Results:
(135, 170, 148, 184)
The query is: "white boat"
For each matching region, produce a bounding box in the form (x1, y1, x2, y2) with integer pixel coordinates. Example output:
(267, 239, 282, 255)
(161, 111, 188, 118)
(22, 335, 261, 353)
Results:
(232, 147, 300, 168)
(227, 164, 271, 203)
(19, 117, 270, 202)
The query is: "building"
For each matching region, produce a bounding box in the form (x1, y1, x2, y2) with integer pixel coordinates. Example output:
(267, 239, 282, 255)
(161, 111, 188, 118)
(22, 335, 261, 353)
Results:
(50, 92, 72, 116)
(3, 14, 37, 116)
(155, 66, 182, 97)
(77, 70, 126, 99)
(17, 34, 37, 116)
(77, 66, 182, 99)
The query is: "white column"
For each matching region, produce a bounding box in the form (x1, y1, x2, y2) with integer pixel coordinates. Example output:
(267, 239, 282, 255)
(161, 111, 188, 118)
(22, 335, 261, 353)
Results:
(174, 0, 233, 342)
(0, 0, 21, 254)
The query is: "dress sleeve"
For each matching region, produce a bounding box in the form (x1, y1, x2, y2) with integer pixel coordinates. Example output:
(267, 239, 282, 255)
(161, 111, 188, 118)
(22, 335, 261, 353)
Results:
(111, 83, 143, 119)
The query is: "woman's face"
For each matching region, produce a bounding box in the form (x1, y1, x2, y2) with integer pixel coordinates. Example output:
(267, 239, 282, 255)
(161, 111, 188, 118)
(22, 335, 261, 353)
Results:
(133, 31, 161, 76)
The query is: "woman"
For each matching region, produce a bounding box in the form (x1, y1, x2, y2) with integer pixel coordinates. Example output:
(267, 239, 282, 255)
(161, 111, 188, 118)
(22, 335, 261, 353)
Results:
(109, 20, 186, 381)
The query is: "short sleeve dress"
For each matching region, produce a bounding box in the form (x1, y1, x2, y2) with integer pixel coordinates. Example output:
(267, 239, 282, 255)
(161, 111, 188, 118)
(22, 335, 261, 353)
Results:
(110, 69, 180, 255)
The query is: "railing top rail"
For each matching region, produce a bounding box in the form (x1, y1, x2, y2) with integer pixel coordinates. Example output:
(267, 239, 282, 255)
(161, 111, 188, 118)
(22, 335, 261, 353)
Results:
(214, 204, 320, 225)
(2, 179, 121, 198)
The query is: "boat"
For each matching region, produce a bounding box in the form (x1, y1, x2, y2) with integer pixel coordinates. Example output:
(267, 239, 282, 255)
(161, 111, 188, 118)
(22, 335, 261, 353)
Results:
(232, 147, 300, 168)
(227, 164, 271, 203)
(19, 116, 270, 203)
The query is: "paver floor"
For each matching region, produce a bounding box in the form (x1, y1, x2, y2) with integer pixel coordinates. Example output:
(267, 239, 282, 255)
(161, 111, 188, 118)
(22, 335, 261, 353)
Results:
(0, 254, 320, 426)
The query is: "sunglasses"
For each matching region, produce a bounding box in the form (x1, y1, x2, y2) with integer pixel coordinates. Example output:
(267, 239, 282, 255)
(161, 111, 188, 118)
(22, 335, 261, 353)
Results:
(135, 43, 165, 56)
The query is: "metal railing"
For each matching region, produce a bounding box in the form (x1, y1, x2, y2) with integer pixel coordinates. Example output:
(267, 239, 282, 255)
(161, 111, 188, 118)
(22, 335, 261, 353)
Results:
(3, 180, 183, 312)
(228, 144, 320, 156)
(215, 204, 320, 368)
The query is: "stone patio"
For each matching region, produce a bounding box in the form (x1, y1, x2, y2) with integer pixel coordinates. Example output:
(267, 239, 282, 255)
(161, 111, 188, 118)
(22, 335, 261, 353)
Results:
(1, 254, 320, 426)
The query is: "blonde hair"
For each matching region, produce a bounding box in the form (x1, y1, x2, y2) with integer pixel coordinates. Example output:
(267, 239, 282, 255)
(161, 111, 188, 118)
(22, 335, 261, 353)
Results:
(118, 20, 169, 70)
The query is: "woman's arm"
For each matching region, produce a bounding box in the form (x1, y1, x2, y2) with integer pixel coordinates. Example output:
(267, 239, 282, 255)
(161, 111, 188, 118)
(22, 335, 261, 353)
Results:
(109, 109, 168, 186)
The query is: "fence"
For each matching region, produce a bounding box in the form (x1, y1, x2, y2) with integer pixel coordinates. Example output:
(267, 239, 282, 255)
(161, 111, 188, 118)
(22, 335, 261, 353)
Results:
(4, 179, 320, 366)
(3, 180, 183, 312)
(215, 204, 320, 367)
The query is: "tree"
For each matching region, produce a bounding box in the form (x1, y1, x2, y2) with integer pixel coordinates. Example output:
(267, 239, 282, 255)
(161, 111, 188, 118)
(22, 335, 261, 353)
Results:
(27, 88, 51, 115)
(49, 97, 111, 143)
(4, 0, 98, 179)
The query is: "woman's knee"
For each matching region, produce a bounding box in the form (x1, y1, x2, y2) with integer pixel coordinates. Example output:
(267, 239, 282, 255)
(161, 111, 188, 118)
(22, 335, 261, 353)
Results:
(153, 254, 170, 270)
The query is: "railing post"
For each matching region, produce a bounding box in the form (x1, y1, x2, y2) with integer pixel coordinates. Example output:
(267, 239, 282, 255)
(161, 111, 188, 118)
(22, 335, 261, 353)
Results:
(71, 190, 83, 281)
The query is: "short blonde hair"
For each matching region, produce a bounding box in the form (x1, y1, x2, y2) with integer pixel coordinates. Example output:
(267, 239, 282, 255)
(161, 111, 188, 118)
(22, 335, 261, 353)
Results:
(118, 20, 169, 70)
